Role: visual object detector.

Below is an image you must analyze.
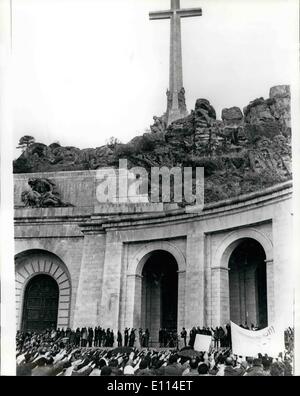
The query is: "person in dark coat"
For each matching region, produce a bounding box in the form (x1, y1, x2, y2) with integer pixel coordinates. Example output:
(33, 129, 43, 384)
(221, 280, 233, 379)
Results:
(101, 328, 106, 347)
(124, 328, 129, 347)
(55, 328, 61, 341)
(159, 329, 164, 347)
(69, 330, 76, 346)
(162, 354, 184, 376)
(145, 329, 150, 348)
(215, 327, 221, 348)
(163, 329, 168, 347)
(75, 328, 81, 347)
(81, 327, 87, 347)
(98, 327, 103, 347)
(97, 326, 102, 346)
(141, 332, 146, 347)
(117, 330, 122, 347)
(94, 326, 99, 347)
(226, 323, 231, 348)
(219, 326, 226, 347)
(244, 358, 269, 376)
(105, 329, 110, 347)
(66, 327, 71, 340)
(181, 327, 187, 347)
(224, 357, 245, 376)
(110, 330, 115, 347)
(188, 327, 196, 348)
(135, 359, 152, 376)
(88, 327, 94, 347)
(129, 329, 135, 347)
(138, 328, 143, 346)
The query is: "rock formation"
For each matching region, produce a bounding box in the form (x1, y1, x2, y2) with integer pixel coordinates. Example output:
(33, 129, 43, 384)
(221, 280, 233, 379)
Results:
(221, 106, 244, 145)
(150, 115, 167, 134)
(243, 85, 291, 141)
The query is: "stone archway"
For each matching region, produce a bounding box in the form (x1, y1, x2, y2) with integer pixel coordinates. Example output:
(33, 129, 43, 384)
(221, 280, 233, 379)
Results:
(22, 274, 59, 331)
(125, 241, 186, 337)
(211, 228, 274, 327)
(15, 249, 72, 330)
(228, 239, 268, 328)
(141, 251, 178, 344)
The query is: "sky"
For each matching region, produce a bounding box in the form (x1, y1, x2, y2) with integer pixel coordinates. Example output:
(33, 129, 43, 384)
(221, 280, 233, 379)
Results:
(12, 0, 298, 153)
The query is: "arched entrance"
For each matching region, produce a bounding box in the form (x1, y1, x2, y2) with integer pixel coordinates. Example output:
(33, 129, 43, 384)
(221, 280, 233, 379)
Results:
(141, 251, 178, 341)
(22, 274, 59, 331)
(228, 238, 268, 328)
(15, 249, 72, 331)
(125, 241, 186, 341)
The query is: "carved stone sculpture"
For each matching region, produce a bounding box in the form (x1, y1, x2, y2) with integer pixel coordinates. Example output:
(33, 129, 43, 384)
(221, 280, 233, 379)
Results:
(150, 115, 167, 134)
(21, 178, 73, 208)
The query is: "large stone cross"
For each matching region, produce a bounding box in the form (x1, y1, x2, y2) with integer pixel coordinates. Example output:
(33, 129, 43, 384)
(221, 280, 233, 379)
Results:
(150, 0, 202, 125)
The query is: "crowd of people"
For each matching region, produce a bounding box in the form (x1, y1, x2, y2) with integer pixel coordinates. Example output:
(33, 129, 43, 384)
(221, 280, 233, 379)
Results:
(182, 324, 232, 348)
(15, 325, 294, 376)
(16, 322, 264, 351)
(16, 327, 152, 349)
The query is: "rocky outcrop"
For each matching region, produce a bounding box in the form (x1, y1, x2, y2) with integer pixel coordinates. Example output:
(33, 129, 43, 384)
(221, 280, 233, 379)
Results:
(164, 98, 219, 154)
(14, 142, 116, 174)
(221, 107, 244, 145)
(269, 85, 291, 135)
(150, 115, 167, 134)
(243, 85, 291, 141)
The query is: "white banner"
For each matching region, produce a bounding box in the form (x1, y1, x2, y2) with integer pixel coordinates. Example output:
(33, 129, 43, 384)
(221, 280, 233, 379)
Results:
(194, 334, 212, 352)
(231, 321, 285, 358)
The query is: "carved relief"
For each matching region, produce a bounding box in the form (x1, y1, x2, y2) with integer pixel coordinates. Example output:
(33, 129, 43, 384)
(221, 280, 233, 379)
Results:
(21, 178, 74, 208)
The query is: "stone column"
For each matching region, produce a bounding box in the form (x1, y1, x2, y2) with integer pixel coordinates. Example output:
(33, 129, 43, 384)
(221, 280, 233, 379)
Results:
(99, 233, 123, 331)
(124, 273, 143, 329)
(133, 274, 143, 328)
(73, 233, 106, 328)
(272, 203, 293, 326)
(211, 266, 230, 327)
(185, 232, 204, 328)
(265, 259, 275, 324)
(177, 269, 186, 331)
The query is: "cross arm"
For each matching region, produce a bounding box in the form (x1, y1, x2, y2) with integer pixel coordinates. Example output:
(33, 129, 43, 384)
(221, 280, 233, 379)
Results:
(177, 8, 202, 18)
(149, 10, 172, 20)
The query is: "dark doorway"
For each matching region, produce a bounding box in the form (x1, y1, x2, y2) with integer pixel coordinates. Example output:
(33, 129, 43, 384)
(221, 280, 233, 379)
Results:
(22, 274, 59, 332)
(229, 238, 268, 329)
(141, 251, 178, 343)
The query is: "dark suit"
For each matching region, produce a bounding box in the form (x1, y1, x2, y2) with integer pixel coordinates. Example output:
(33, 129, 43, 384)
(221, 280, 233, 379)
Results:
(124, 329, 129, 346)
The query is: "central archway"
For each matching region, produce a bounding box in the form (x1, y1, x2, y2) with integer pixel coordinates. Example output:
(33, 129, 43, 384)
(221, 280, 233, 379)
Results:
(125, 241, 186, 343)
(229, 238, 268, 328)
(141, 251, 178, 342)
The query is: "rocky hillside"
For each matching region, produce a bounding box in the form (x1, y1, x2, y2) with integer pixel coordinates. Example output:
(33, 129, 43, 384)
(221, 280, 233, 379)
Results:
(14, 85, 292, 204)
